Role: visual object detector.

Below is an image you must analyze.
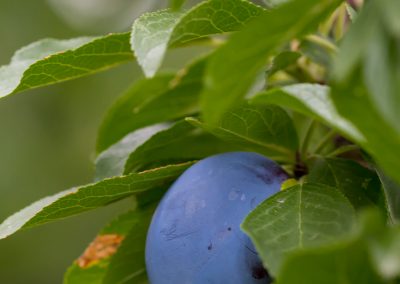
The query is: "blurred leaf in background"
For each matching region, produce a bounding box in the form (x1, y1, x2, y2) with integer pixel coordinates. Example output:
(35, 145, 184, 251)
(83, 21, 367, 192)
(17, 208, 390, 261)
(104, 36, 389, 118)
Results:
(46, 0, 163, 32)
(46, 0, 204, 33)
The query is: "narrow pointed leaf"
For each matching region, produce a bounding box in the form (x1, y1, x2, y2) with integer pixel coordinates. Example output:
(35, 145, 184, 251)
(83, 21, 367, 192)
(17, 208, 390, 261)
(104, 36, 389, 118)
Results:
(332, 0, 400, 183)
(0, 162, 192, 239)
(332, 72, 400, 185)
(131, 10, 184, 77)
(96, 57, 206, 153)
(377, 170, 400, 225)
(131, 0, 263, 77)
(333, 1, 400, 133)
(96, 75, 173, 153)
(0, 188, 76, 239)
(102, 210, 153, 284)
(201, 0, 341, 125)
(124, 120, 239, 173)
(64, 211, 141, 284)
(95, 123, 170, 181)
(0, 33, 132, 98)
(187, 104, 298, 162)
(64, 209, 153, 284)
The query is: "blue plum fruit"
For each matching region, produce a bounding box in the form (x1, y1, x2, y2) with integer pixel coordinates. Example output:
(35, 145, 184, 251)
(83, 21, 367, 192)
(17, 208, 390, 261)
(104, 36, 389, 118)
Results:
(145, 152, 288, 284)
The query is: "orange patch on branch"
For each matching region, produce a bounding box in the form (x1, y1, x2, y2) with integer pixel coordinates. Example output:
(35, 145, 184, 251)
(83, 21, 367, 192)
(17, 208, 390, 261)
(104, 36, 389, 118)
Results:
(77, 234, 125, 268)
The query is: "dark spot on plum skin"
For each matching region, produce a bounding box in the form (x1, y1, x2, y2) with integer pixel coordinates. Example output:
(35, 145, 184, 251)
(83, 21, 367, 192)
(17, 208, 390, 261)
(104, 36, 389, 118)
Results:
(256, 173, 273, 184)
(256, 165, 289, 185)
(227, 227, 232, 231)
(251, 262, 270, 280)
(207, 243, 213, 251)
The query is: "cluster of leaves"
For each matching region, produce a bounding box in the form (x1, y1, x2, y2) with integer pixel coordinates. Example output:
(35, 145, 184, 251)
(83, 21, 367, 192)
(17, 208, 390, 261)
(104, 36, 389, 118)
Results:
(0, 0, 399, 283)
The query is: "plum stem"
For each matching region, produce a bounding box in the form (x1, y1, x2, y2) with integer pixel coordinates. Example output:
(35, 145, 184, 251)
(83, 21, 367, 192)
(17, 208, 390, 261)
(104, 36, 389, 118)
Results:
(305, 35, 338, 54)
(294, 151, 308, 179)
(300, 120, 317, 161)
(313, 129, 337, 154)
(326, 144, 360, 158)
(334, 3, 348, 41)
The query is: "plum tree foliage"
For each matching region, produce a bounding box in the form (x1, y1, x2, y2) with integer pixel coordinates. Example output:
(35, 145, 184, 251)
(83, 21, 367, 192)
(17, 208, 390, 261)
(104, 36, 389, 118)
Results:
(0, 0, 399, 283)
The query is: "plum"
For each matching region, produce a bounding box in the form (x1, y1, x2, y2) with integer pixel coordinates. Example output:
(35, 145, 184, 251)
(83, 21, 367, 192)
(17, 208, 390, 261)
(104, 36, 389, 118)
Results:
(145, 152, 288, 284)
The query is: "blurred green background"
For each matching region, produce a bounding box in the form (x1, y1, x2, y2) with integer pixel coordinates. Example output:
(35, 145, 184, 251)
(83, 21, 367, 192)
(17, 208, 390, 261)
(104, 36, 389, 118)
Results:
(0, 0, 197, 283)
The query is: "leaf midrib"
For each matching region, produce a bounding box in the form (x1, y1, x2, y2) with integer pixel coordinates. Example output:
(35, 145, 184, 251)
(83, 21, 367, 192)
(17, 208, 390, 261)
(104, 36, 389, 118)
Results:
(298, 184, 304, 249)
(214, 124, 293, 156)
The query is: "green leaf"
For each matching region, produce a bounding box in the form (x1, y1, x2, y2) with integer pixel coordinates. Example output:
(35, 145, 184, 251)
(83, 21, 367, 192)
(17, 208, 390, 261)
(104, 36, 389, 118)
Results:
(332, 71, 400, 185)
(131, 0, 263, 77)
(95, 123, 170, 181)
(267, 51, 301, 77)
(64, 209, 153, 284)
(377, 170, 400, 225)
(96, 75, 173, 153)
(277, 238, 384, 284)
(169, 0, 187, 10)
(299, 35, 335, 67)
(378, 0, 400, 35)
(242, 183, 356, 276)
(309, 158, 384, 211)
(345, 3, 357, 21)
(0, 188, 76, 239)
(124, 120, 238, 173)
(131, 10, 184, 77)
(168, 0, 262, 46)
(97, 57, 206, 153)
(64, 260, 109, 284)
(277, 209, 397, 283)
(201, 0, 341, 125)
(102, 209, 153, 284)
(0, 162, 192, 239)
(368, 225, 400, 281)
(263, 0, 290, 8)
(64, 210, 142, 284)
(187, 103, 298, 163)
(0, 33, 132, 98)
(331, 0, 400, 183)
(363, 26, 400, 135)
(358, 210, 400, 281)
(251, 84, 365, 144)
